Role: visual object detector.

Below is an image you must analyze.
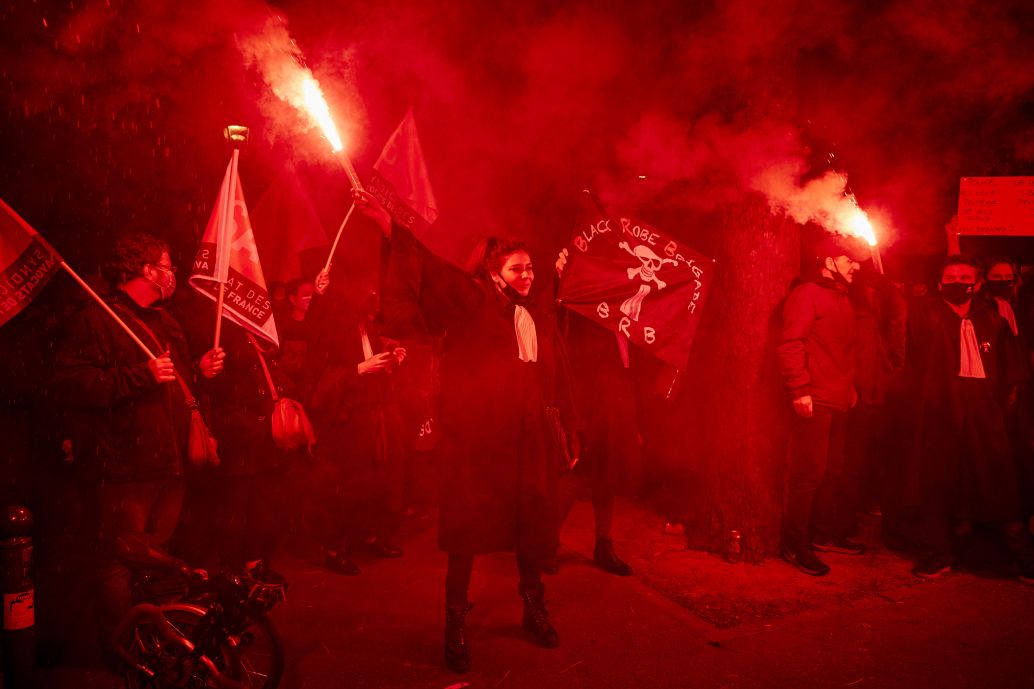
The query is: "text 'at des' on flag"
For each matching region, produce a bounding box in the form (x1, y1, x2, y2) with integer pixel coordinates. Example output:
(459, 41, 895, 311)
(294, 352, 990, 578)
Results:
(189, 160, 279, 347)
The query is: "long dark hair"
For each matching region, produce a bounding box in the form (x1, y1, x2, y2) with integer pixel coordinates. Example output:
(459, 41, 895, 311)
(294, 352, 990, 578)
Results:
(466, 236, 529, 281)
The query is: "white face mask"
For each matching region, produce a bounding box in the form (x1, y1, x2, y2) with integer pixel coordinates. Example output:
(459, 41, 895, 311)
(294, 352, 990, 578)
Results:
(147, 265, 177, 301)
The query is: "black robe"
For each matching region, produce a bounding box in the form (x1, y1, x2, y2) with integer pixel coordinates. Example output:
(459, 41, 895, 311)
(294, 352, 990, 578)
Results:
(304, 301, 405, 516)
(384, 228, 576, 558)
(176, 296, 295, 478)
(905, 296, 1023, 522)
(563, 310, 642, 495)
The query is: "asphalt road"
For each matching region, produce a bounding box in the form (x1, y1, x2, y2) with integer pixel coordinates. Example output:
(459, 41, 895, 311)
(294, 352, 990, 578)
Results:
(14, 499, 1034, 689)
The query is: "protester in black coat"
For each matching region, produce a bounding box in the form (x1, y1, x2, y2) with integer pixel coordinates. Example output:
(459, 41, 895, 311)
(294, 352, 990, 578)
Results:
(552, 254, 638, 577)
(54, 288, 192, 484)
(906, 255, 1034, 582)
(844, 272, 906, 538)
(175, 294, 295, 574)
(50, 233, 220, 638)
(980, 256, 1034, 531)
(304, 284, 407, 576)
(364, 189, 576, 674)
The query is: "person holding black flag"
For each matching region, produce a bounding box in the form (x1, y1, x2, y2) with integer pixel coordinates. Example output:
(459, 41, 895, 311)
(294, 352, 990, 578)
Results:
(551, 248, 637, 577)
(340, 189, 577, 674)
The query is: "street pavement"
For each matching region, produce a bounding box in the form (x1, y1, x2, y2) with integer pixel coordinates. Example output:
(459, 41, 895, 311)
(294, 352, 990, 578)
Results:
(16, 498, 1034, 689)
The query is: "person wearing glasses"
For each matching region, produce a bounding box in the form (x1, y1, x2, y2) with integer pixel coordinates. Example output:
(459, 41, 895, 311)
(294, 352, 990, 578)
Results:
(50, 232, 223, 647)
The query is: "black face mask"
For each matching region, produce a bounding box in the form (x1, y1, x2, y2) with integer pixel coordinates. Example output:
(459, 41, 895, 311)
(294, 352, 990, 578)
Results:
(492, 274, 530, 304)
(983, 279, 1014, 299)
(825, 258, 851, 287)
(941, 282, 974, 305)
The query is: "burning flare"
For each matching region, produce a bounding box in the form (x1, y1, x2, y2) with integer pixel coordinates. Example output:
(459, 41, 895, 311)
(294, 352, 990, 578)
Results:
(301, 77, 344, 152)
(839, 193, 884, 273)
(236, 16, 353, 155)
(842, 196, 877, 247)
(236, 17, 363, 190)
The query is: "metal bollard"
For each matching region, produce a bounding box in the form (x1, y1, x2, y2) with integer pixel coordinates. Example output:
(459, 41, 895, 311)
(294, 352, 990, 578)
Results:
(2, 505, 35, 688)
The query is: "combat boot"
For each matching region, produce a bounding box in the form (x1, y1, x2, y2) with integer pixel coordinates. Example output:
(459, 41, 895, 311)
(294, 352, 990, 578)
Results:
(444, 602, 472, 673)
(520, 584, 559, 648)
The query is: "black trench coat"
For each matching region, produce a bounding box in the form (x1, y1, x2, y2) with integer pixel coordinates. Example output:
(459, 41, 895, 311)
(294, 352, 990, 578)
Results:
(305, 303, 406, 519)
(905, 296, 1024, 522)
(50, 290, 193, 484)
(175, 299, 295, 479)
(384, 228, 576, 559)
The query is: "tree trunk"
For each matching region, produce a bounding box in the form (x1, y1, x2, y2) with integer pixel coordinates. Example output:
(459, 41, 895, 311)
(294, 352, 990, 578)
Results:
(651, 195, 800, 561)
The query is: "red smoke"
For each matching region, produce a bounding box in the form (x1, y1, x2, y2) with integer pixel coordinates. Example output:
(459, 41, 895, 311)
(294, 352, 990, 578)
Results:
(0, 0, 1030, 270)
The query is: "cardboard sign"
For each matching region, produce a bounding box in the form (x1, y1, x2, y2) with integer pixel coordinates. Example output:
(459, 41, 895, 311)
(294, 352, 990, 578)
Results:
(957, 177, 1034, 236)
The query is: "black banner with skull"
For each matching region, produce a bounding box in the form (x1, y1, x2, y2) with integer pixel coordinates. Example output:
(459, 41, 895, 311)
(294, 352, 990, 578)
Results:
(557, 192, 714, 369)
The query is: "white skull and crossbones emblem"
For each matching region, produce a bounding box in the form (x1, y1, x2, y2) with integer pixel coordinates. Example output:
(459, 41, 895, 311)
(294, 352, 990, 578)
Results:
(619, 241, 678, 289)
(617, 241, 679, 322)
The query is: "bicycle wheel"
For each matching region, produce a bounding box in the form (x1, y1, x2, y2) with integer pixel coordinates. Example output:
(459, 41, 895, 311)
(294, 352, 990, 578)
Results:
(122, 603, 207, 689)
(220, 613, 284, 689)
(122, 603, 283, 689)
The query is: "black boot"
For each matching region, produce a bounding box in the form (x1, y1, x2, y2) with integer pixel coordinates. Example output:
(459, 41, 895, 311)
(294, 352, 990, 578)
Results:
(444, 602, 472, 673)
(594, 538, 633, 576)
(1001, 521, 1034, 584)
(520, 584, 559, 648)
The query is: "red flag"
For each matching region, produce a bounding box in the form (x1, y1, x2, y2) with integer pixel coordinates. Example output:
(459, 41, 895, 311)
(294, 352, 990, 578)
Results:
(250, 165, 328, 284)
(189, 161, 279, 346)
(0, 198, 62, 328)
(366, 108, 438, 238)
(558, 192, 714, 369)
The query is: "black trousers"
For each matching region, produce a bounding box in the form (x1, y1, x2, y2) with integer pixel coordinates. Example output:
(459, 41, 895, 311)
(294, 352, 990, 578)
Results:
(94, 479, 185, 634)
(445, 553, 541, 607)
(558, 450, 614, 539)
(783, 407, 850, 549)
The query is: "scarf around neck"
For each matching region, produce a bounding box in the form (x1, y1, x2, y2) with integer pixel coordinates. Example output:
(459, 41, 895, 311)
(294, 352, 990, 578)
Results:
(958, 317, 986, 379)
(514, 304, 538, 362)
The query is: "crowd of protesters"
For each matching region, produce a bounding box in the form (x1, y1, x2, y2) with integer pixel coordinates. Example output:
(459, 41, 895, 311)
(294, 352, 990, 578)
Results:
(778, 237, 1034, 584)
(1, 190, 1033, 677)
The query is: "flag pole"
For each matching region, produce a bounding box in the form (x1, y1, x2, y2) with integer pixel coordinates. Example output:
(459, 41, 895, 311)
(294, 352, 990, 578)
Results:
(0, 198, 156, 358)
(58, 262, 157, 359)
(322, 202, 356, 274)
(214, 126, 248, 349)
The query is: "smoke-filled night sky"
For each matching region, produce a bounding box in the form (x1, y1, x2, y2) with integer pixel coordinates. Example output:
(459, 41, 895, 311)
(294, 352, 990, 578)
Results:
(1, 0, 1031, 274)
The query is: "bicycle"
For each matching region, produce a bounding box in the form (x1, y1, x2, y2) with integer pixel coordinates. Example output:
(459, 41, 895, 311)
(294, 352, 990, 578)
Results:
(110, 533, 286, 689)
